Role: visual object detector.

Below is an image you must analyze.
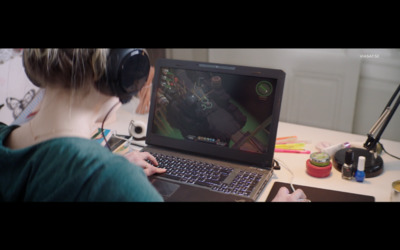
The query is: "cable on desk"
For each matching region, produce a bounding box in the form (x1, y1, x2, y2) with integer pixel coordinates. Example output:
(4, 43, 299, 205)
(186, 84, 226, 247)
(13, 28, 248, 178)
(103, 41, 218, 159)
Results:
(274, 158, 295, 193)
(273, 159, 281, 170)
(381, 142, 400, 160)
(273, 158, 312, 202)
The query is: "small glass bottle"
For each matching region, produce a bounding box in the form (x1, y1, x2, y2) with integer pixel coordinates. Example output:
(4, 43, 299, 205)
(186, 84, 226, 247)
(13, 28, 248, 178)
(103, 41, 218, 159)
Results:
(355, 156, 366, 182)
(341, 149, 354, 180)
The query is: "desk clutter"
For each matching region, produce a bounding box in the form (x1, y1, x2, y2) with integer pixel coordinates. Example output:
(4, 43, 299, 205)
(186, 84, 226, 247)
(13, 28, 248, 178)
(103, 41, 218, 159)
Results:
(275, 136, 338, 178)
(91, 128, 132, 155)
(275, 136, 376, 182)
(274, 136, 310, 154)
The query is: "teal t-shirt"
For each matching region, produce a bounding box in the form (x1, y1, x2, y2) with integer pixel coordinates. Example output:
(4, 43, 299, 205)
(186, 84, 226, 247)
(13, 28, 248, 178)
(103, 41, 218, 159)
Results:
(0, 123, 163, 202)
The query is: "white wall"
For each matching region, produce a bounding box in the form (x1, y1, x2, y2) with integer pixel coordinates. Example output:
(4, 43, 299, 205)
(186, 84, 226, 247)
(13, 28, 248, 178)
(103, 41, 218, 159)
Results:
(167, 48, 400, 142)
(352, 49, 400, 142)
(0, 51, 38, 125)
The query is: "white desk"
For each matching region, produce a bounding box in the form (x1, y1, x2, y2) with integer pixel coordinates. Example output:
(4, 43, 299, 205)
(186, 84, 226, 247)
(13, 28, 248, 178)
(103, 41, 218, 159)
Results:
(261, 122, 400, 202)
(108, 103, 400, 202)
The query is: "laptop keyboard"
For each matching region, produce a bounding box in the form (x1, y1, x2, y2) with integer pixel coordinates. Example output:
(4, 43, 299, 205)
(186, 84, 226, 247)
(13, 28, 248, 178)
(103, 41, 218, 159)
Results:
(149, 152, 263, 197)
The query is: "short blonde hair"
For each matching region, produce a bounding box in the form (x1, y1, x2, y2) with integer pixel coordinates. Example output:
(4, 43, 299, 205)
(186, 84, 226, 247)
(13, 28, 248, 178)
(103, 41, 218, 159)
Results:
(23, 49, 109, 90)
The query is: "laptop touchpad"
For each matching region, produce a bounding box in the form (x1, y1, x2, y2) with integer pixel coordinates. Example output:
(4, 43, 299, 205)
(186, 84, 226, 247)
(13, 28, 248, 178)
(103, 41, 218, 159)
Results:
(151, 179, 180, 199)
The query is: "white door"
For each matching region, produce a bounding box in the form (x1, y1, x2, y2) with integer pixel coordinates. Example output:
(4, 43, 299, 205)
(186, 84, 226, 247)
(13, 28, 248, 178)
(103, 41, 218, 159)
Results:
(208, 49, 361, 133)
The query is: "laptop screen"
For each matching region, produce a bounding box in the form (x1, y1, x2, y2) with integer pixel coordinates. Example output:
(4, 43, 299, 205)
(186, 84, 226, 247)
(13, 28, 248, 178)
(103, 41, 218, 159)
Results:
(146, 59, 285, 168)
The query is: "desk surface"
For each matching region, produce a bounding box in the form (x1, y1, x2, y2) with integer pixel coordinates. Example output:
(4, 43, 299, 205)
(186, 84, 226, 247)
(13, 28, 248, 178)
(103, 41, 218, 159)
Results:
(265, 122, 400, 202)
(108, 103, 400, 202)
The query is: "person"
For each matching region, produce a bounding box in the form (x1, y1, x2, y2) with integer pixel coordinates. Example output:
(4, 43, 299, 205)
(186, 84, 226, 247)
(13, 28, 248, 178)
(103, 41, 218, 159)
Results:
(0, 49, 307, 202)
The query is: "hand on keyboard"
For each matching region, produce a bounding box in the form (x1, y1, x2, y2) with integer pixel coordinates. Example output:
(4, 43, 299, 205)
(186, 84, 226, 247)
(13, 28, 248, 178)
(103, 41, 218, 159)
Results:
(124, 151, 167, 176)
(148, 152, 263, 197)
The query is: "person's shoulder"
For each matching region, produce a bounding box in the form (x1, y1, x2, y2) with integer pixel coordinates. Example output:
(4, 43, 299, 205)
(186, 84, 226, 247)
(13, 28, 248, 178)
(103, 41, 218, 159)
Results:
(49, 138, 162, 201)
(30, 137, 123, 174)
(0, 122, 18, 138)
(42, 137, 111, 157)
(74, 147, 163, 201)
(38, 137, 161, 201)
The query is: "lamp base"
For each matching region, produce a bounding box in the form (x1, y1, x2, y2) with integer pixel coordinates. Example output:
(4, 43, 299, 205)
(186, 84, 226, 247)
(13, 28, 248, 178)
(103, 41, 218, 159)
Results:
(333, 147, 384, 178)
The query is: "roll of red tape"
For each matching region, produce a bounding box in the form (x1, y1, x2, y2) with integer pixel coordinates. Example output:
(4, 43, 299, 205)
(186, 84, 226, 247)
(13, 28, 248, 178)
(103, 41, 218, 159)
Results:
(306, 159, 332, 178)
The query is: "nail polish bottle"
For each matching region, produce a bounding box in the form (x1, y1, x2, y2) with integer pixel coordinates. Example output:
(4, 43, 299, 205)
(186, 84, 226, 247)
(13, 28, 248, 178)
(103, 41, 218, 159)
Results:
(355, 156, 366, 182)
(341, 149, 354, 180)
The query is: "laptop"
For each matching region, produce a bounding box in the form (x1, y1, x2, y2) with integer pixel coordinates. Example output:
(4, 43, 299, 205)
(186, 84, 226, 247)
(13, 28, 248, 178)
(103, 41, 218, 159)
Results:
(143, 58, 286, 202)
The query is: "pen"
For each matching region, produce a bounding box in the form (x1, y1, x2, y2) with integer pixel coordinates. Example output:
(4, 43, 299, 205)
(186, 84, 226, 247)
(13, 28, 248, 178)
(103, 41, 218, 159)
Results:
(276, 136, 297, 144)
(274, 148, 311, 154)
(276, 136, 297, 140)
(275, 139, 311, 145)
(275, 143, 306, 150)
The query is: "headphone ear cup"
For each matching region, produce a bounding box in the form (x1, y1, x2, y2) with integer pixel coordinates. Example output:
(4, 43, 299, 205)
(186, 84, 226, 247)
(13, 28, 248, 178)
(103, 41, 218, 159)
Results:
(102, 49, 150, 104)
(94, 49, 127, 99)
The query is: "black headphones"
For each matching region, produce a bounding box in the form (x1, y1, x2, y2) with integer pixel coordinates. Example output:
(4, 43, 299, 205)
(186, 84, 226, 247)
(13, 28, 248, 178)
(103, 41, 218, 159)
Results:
(23, 48, 150, 104)
(98, 48, 150, 104)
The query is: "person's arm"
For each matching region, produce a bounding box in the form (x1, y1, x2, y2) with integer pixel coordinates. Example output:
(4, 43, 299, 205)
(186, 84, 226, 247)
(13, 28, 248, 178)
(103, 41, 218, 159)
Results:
(124, 151, 309, 201)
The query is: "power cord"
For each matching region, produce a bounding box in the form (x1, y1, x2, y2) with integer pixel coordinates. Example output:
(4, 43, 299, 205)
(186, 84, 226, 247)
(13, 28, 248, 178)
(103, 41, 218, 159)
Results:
(101, 102, 121, 151)
(273, 158, 295, 192)
(273, 158, 311, 202)
(380, 142, 400, 160)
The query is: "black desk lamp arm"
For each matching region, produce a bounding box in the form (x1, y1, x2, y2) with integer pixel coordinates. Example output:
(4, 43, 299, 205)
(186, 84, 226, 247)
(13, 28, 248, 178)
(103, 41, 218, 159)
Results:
(364, 84, 400, 151)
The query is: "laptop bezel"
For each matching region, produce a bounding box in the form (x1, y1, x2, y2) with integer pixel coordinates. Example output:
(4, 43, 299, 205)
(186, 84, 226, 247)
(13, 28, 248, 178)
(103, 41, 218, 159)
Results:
(146, 59, 286, 169)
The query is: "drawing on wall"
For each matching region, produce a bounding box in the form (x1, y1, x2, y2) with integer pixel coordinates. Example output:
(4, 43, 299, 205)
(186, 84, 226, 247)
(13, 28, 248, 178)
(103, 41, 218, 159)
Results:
(6, 89, 36, 119)
(2, 88, 44, 126)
